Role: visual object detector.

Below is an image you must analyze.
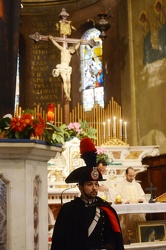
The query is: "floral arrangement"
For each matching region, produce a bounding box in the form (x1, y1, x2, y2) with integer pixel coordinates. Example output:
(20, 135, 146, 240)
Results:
(96, 147, 109, 163)
(0, 109, 45, 139)
(45, 120, 97, 145)
(67, 122, 82, 137)
(0, 111, 97, 146)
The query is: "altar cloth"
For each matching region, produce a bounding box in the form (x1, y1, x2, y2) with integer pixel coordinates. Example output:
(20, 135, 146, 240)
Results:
(124, 241, 166, 250)
(112, 202, 166, 214)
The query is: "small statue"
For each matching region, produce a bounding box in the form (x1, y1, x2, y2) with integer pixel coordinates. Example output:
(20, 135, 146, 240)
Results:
(56, 8, 76, 36)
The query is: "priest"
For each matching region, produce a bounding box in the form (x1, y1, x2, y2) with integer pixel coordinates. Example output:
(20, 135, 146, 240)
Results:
(116, 167, 146, 243)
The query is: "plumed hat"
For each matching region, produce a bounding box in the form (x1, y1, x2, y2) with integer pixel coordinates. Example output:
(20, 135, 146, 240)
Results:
(65, 138, 105, 183)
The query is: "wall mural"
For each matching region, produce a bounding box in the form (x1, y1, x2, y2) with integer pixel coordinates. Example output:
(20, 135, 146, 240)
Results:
(132, 0, 166, 153)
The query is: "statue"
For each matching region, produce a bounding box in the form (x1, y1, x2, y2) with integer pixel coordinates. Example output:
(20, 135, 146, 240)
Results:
(29, 8, 99, 103)
(56, 8, 76, 36)
(49, 35, 80, 101)
(49, 8, 81, 101)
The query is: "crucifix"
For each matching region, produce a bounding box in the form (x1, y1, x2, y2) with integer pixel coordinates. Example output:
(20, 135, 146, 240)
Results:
(29, 8, 98, 124)
(145, 182, 157, 203)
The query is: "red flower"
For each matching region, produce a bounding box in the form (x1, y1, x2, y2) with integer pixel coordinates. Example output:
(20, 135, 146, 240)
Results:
(10, 117, 25, 132)
(10, 112, 45, 138)
(33, 115, 45, 136)
(20, 113, 33, 128)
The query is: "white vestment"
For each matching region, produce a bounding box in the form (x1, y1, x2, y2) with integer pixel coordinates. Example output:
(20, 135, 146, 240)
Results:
(98, 175, 118, 203)
(116, 180, 146, 243)
(116, 179, 145, 203)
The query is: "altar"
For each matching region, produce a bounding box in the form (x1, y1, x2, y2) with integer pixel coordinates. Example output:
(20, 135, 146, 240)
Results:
(124, 241, 166, 250)
(112, 202, 166, 214)
(47, 138, 160, 202)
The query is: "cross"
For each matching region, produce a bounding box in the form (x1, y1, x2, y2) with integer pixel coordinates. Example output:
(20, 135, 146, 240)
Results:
(145, 182, 157, 203)
(29, 8, 99, 124)
(29, 32, 98, 48)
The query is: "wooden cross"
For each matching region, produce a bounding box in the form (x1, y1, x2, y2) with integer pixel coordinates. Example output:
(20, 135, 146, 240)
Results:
(29, 7, 100, 124)
(145, 182, 157, 203)
(29, 32, 99, 124)
(29, 32, 98, 48)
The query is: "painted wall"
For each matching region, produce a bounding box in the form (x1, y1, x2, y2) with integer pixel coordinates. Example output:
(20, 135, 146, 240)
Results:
(120, 0, 166, 153)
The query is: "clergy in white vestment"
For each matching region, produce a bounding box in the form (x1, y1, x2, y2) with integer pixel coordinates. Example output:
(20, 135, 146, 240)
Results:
(116, 167, 146, 244)
(97, 159, 118, 202)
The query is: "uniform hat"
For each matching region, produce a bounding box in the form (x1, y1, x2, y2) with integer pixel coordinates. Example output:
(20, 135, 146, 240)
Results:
(65, 138, 105, 183)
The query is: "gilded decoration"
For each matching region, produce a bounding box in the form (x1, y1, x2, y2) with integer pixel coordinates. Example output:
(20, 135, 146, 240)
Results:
(125, 151, 143, 159)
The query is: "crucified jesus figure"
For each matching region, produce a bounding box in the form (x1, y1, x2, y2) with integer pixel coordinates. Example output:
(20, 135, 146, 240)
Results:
(29, 8, 98, 103)
(49, 35, 80, 101)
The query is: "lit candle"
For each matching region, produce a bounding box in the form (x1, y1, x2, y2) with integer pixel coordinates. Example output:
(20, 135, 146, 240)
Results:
(124, 122, 127, 139)
(113, 116, 116, 136)
(119, 119, 122, 138)
(108, 119, 110, 137)
(47, 103, 55, 122)
(103, 122, 106, 140)
(115, 194, 122, 203)
(19, 107, 22, 117)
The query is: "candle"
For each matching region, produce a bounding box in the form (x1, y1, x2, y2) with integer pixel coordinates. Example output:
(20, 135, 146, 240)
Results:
(124, 122, 127, 139)
(103, 122, 106, 140)
(119, 119, 122, 137)
(108, 119, 110, 137)
(113, 116, 116, 136)
(19, 107, 22, 117)
(47, 103, 55, 122)
(115, 194, 122, 203)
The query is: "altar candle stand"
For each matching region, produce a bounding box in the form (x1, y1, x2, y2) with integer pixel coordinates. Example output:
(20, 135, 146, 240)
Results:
(103, 122, 106, 142)
(108, 119, 111, 139)
(119, 119, 122, 140)
(124, 121, 127, 142)
(113, 116, 116, 138)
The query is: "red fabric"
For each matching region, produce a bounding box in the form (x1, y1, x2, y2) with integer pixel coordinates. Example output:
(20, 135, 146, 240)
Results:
(99, 206, 121, 232)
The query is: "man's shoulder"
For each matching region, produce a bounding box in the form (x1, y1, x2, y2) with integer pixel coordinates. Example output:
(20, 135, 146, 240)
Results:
(96, 196, 112, 206)
(116, 180, 126, 187)
(62, 197, 82, 208)
(135, 181, 143, 188)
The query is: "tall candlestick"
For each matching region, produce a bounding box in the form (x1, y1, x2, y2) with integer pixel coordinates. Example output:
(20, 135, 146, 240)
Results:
(119, 119, 122, 138)
(103, 122, 106, 140)
(124, 122, 127, 140)
(108, 119, 110, 137)
(113, 116, 116, 137)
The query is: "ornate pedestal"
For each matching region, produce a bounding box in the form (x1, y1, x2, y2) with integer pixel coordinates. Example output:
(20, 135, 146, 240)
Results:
(0, 139, 61, 250)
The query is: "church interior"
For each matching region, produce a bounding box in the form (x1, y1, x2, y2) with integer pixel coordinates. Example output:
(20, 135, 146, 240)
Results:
(0, 0, 166, 249)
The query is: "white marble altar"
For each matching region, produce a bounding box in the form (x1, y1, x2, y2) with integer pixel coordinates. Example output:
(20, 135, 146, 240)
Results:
(112, 202, 166, 214)
(47, 138, 160, 204)
(124, 241, 166, 250)
(0, 140, 61, 250)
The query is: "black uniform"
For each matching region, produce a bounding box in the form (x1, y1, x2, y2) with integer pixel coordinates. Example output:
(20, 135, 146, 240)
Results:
(51, 196, 124, 250)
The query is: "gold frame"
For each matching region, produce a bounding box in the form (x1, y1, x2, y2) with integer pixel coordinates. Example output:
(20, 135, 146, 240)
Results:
(137, 220, 166, 243)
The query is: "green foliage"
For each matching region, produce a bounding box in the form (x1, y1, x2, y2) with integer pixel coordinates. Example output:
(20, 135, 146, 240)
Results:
(45, 120, 97, 145)
(0, 117, 11, 137)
